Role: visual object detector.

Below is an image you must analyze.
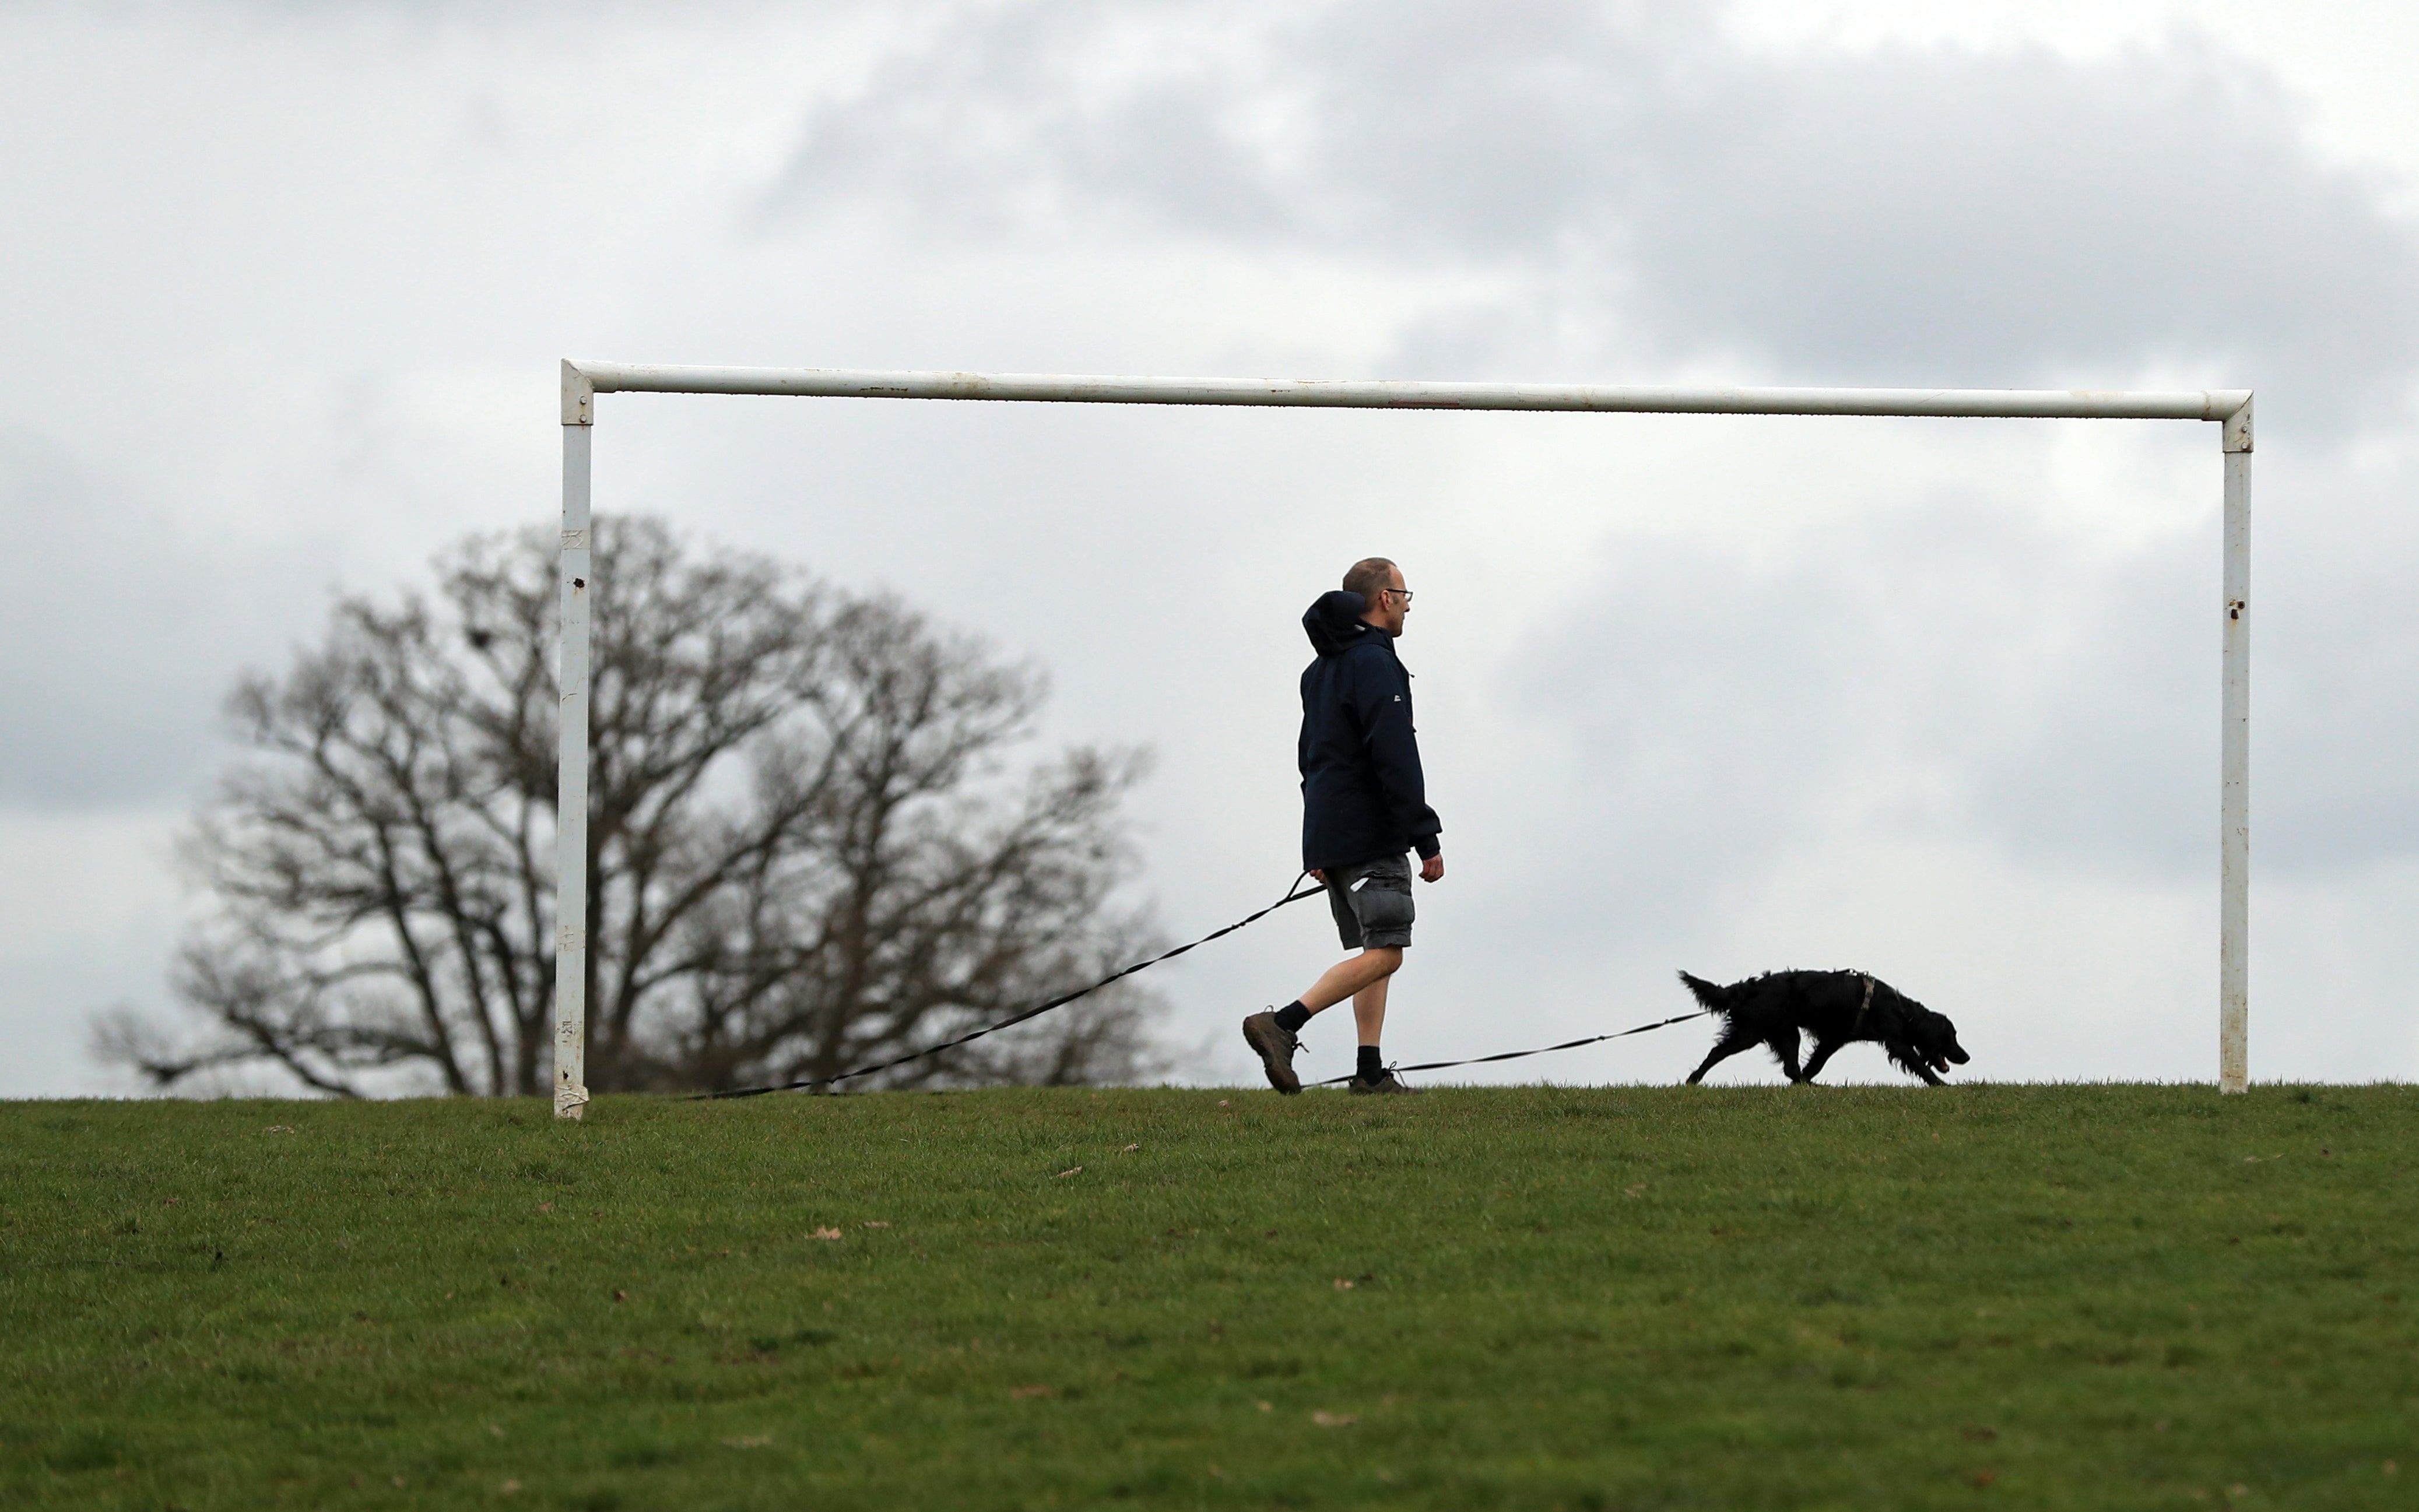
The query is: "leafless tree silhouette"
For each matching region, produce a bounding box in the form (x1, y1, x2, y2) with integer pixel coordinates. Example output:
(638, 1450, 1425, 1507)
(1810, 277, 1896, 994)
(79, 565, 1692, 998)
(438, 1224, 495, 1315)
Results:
(97, 516, 1168, 1096)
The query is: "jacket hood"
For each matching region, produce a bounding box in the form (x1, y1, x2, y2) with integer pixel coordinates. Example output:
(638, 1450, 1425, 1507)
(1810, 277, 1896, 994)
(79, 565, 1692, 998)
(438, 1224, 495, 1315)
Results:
(1303, 590, 1384, 656)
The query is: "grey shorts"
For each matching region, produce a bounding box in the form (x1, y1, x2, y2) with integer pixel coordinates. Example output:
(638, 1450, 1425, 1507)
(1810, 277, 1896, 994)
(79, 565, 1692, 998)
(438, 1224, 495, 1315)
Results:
(1325, 853, 1415, 950)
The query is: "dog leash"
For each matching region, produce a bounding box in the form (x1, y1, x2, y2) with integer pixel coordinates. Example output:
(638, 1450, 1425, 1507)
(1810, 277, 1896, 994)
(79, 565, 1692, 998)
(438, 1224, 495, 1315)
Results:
(1305, 971, 1883, 1089)
(690, 871, 1727, 1100)
(694, 874, 1325, 1099)
(1302, 1007, 1714, 1087)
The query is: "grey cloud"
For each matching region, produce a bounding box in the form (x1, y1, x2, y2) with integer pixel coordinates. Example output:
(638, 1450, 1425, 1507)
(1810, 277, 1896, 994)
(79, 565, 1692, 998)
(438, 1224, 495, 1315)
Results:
(1498, 496, 2209, 906)
(0, 431, 224, 806)
(0, 430, 326, 809)
(1489, 463, 2418, 943)
(776, 1, 2419, 424)
(2254, 463, 2419, 870)
(1616, 43, 2417, 414)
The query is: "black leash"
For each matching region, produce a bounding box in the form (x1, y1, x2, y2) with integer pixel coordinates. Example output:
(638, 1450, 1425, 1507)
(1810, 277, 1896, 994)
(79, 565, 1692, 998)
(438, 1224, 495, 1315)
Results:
(697, 875, 1325, 1099)
(1303, 1007, 1713, 1088)
(694, 870, 1715, 1101)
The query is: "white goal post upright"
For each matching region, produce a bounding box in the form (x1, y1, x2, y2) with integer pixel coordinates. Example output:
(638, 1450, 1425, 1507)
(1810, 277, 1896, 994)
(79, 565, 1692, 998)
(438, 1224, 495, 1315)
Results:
(551, 361, 2255, 1117)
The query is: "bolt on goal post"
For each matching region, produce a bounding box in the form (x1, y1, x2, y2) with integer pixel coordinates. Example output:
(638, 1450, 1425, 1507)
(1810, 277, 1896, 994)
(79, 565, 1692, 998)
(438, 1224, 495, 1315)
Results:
(552, 361, 2255, 1117)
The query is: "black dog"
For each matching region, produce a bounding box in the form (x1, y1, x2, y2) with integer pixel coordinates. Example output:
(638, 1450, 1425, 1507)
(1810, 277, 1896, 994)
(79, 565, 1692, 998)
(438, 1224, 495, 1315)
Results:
(1676, 970, 1969, 1086)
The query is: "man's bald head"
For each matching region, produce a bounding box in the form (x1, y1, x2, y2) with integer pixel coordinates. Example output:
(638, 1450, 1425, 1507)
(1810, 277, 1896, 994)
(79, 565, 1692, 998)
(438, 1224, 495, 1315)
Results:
(1342, 557, 1397, 604)
(1343, 557, 1410, 637)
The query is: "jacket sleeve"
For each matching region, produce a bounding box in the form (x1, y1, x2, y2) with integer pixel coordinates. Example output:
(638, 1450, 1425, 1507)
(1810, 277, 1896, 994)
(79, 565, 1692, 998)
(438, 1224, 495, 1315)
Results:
(1346, 649, 1443, 859)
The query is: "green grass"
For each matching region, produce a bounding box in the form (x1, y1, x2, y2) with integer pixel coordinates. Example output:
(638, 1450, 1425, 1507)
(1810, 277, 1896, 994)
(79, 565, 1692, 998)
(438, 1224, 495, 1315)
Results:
(3, 1085, 2416, 1510)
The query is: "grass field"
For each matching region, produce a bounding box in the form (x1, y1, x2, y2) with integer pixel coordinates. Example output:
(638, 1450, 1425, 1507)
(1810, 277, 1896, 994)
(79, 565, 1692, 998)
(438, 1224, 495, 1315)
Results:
(4, 1084, 2415, 1510)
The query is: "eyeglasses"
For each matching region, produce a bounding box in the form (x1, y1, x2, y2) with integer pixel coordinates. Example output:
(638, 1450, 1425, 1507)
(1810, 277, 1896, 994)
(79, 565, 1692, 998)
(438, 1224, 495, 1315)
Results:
(1382, 587, 1414, 603)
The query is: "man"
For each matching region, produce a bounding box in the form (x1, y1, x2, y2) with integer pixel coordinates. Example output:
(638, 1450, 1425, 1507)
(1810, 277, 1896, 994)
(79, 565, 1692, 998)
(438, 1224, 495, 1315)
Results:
(1243, 557, 1445, 1095)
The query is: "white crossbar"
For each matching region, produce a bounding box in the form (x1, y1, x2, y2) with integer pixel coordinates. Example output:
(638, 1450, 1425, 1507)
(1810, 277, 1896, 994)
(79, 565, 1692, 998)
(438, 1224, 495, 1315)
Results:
(563, 361, 2247, 427)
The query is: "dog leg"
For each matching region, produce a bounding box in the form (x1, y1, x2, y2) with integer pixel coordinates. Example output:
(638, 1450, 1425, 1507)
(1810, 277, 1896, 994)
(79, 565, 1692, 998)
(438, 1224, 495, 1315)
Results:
(1887, 1039, 1947, 1086)
(1798, 1039, 1843, 1084)
(1684, 1032, 1758, 1085)
(1769, 1030, 1804, 1083)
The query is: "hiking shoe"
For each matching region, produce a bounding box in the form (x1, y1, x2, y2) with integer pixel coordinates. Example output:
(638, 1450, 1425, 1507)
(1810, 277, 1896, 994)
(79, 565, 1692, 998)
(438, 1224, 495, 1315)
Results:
(1349, 1068, 1421, 1095)
(1242, 1010, 1302, 1095)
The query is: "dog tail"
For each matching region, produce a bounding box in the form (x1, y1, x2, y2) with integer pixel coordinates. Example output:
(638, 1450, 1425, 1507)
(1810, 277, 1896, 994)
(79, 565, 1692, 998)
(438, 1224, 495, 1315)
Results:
(1676, 971, 1729, 1014)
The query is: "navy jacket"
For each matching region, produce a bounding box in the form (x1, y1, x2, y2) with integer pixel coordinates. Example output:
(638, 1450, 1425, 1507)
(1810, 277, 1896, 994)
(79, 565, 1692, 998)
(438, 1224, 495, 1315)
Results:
(1298, 591, 1443, 871)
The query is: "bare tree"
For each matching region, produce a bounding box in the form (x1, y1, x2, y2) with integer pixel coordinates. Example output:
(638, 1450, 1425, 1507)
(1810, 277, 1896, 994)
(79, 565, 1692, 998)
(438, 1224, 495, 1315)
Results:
(99, 515, 1170, 1097)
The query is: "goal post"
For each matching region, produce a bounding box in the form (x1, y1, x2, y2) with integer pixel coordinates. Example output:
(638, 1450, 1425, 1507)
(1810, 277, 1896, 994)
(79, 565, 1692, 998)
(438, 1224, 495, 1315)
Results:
(551, 361, 2255, 1117)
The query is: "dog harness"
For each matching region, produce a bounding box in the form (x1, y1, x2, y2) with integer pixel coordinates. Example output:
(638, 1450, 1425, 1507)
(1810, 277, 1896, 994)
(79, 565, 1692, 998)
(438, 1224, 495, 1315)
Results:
(1852, 973, 1876, 1032)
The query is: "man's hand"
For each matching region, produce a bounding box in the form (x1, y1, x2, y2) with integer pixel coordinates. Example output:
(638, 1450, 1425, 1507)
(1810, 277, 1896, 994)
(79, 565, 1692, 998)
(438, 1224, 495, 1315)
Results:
(1308, 869, 1325, 885)
(1420, 852, 1444, 884)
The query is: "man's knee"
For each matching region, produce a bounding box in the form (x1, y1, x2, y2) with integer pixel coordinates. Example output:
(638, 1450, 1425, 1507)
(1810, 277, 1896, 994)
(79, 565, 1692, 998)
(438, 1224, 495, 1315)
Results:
(1361, 947, 1403, 976)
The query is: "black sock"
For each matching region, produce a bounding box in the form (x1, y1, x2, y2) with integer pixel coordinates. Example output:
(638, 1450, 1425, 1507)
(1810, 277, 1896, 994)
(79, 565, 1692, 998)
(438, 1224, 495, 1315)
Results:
(1357, 1046, 1384, 1082)
(1273, 1001, 1311, 1033)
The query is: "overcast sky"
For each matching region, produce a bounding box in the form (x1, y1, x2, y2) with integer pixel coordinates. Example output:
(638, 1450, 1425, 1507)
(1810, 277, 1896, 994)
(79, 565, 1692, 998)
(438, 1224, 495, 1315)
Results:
(5, 0, 2417, 1096)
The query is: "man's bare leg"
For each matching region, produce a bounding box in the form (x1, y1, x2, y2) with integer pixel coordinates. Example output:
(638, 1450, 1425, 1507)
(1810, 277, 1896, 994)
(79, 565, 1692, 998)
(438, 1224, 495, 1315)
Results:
(1351, 972, 1389, 1049)
(1244, 947, 1401, 1095)
(1296, 947, 1401, 1019)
